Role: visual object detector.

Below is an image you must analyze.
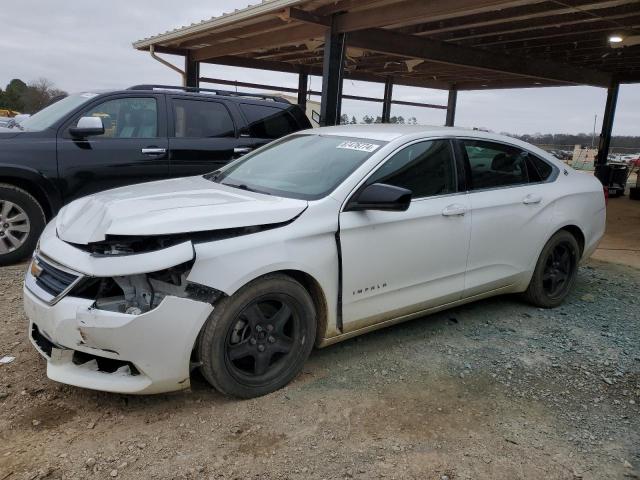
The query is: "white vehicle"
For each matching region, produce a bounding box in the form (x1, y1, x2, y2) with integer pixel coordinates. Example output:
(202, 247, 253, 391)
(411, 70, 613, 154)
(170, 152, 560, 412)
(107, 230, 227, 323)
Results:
(23, 125, 606, 398)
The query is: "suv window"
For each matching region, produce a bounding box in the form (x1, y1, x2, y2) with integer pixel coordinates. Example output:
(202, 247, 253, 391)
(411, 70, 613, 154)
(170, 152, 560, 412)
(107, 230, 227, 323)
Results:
(365, 140, 456, 198)
(81, 97, 158, 138)
(172, 99, 235, 138)
(462, 140, 528, 189)
(239, 104, 298, 139)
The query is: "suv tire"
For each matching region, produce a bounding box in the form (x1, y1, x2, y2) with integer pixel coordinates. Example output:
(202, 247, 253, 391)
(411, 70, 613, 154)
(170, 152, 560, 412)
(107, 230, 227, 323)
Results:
(0, 184, 46, 266)
(524, 230, 580, 308)
(198, 274, 316, 398)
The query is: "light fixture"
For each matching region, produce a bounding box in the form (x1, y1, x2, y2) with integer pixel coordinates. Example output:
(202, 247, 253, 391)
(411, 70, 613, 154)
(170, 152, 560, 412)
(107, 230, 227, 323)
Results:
(609, 35, 624, 44)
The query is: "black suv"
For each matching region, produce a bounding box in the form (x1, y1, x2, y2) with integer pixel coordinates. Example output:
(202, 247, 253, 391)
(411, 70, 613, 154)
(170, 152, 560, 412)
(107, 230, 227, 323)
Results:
(0, 85, 311, 265)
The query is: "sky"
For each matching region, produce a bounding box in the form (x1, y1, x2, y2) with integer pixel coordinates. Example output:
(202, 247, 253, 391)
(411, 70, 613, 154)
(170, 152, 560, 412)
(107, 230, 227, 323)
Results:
(1, 0, 639, 136)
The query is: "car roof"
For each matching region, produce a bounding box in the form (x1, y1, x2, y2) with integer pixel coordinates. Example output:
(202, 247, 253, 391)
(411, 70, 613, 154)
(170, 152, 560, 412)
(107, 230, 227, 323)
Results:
(304, 124, 519, 143)
(302, 124, 564, 170)
(69, 88, 291, 106)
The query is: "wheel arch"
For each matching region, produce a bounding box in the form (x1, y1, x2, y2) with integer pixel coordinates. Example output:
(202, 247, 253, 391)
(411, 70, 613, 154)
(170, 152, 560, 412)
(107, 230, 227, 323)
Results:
(0, 165, 62, 220)
(224, 269, 330, 348)
(277, 269, 329, 347)
(558, 224, 585, 257)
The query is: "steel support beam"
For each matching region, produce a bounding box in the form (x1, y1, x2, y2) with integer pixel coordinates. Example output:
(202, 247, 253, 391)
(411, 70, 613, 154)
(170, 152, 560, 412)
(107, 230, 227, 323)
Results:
(185, 51, 200, 88)
(382, 77, 394, 123)
(445, 86, 458, 126)
(595, 78, 620, 184)
(347, 28, 611, 87)
(297, 71, 309, 109)
(320, 24, 346, 126)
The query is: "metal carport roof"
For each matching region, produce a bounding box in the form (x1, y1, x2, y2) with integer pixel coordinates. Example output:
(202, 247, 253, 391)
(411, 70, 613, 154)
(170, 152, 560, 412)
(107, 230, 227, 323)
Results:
(134, 0, 640, 90)
(133, 0, 640, 174)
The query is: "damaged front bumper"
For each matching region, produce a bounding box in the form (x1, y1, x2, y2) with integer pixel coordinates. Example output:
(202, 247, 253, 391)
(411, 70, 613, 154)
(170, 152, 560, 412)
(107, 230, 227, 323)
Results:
(23, 225, 217, 395)
(24, 286, 213, 394)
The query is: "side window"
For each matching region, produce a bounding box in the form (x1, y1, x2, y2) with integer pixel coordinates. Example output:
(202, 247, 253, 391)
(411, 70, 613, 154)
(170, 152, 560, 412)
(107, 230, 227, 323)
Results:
(366, 140, 456, 198)
(239, 104, 298, 139)
(81, 98, 158, 138)
(172, 99, 235, 138)
(526, 153, 554, 182)
(462, 140, 528, 189)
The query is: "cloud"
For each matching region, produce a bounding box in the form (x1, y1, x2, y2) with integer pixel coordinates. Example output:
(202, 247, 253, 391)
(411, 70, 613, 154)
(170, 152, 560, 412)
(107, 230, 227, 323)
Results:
(2, 0, 638, 135)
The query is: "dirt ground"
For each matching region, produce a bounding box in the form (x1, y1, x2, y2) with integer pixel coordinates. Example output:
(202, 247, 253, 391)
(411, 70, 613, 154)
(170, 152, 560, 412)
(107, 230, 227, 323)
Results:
(592, 196, 640, 269)
(1, 200, 639, 480)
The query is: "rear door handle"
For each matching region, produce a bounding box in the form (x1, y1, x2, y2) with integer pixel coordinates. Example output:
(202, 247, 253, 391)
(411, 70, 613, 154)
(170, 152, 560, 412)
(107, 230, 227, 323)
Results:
(442, 204, 467, 217)
(523, 194, 542, 205)
(141, 147, 167, 155)
(234, 147, 253, 155)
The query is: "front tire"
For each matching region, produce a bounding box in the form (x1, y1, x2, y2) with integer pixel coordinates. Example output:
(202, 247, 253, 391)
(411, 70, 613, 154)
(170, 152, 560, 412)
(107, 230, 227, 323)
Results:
(198, 274, 316, 398)
(524, 230, 580, 308)
(0, 184, 46, 266)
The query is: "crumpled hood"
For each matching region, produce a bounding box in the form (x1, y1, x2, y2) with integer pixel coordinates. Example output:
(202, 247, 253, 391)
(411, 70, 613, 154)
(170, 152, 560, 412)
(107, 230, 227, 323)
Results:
(56, 176, 308, 245)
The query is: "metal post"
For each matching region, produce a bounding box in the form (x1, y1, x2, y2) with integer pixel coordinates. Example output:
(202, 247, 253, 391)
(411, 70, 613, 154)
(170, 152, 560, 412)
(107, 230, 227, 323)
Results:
(185, 51, 200, 88)
(297, 71, 309, 110)
(320, 23, 346, 126)
(595, 78, 620, 183)
(381, 77, 394, 123)
(445, 86, 458, 127)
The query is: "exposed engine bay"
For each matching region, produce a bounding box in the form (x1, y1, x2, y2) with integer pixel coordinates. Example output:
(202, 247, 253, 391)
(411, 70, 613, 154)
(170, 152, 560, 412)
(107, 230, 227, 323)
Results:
(71, 262, 223, 315)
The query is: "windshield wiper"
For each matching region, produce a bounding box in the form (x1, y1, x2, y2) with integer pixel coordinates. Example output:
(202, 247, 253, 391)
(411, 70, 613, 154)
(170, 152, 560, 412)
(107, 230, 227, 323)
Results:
(222, 182, 271, 195)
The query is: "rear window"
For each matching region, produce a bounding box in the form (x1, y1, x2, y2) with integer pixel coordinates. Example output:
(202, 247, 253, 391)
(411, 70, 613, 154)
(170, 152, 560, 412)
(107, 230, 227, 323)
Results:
(240, 104, 298, 139)
(172, 99, 235, 138)
(462, 140, 528, 189)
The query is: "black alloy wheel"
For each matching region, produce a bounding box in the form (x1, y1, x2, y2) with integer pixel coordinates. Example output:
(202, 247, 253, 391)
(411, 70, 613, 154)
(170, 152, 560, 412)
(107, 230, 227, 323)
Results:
(542, 242, 575, 299)
(198, 274, 316, 398)
(524, 230, 580, 308)
(226, 296, 297, 381)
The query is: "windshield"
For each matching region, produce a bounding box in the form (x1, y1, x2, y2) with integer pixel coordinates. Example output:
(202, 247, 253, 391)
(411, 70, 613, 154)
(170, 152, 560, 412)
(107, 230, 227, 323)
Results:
(209, 134, 386, 200)
(17, 93, 97, 131)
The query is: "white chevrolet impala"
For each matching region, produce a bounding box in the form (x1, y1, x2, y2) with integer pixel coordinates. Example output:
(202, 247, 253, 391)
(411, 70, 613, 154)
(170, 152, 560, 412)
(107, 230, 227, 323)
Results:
(23, 125, 606, 398)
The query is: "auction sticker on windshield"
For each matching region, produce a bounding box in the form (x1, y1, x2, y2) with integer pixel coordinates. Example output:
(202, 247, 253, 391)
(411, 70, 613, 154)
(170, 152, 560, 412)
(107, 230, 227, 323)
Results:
(336, 141, 381, 153)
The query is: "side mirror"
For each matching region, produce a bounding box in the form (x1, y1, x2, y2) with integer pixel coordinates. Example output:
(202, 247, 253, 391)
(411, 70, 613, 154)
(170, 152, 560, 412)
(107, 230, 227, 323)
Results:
(69, 116, 104, 138)
(345, 183, 412, 212)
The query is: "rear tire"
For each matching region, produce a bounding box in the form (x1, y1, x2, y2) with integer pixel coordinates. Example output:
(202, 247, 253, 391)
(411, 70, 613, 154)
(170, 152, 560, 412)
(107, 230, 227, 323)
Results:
(198, 274, 316, 399)
(524, 230, 580, 308)
(0, 184, 45, 266)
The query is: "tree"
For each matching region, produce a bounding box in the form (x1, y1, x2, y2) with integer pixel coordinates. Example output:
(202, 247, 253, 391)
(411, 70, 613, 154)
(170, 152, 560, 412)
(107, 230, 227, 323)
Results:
(1, 79, 28, 111)
(0, 78, 67, 114)
(362, 115, 375, 124)
(350, 115, 357, 124)
(339, 114, 350, 125)
(21, 78, 67, 114)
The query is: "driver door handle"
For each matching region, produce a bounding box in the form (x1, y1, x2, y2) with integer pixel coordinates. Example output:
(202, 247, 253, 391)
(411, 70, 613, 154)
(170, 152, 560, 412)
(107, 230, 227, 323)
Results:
(523, 194, 542, 205)
(442, 204, 467, 217)
(141, 147, 166, 155)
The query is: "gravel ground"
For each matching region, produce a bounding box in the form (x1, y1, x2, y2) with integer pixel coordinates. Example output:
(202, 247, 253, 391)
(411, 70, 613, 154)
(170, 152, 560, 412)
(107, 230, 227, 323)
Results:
(0, 259, 638, 480)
